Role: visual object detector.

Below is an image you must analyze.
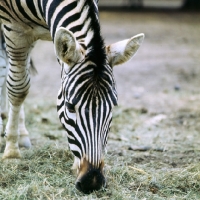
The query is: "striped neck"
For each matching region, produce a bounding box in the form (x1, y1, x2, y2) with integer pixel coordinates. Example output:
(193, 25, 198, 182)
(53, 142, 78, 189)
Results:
(42, 0, 104, 58)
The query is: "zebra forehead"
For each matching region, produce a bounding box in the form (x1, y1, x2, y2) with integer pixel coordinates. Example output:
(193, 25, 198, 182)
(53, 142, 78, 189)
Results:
(65, 65, 117, 104)
(67, 80, 117, 107)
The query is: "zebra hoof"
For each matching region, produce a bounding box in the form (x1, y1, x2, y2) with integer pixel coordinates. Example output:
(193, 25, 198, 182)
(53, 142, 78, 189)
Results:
(19, 135, 32, 149)
(2, 148, 21, 160)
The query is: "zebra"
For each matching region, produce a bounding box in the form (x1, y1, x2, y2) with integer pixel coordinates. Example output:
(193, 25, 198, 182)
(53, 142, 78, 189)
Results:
(0, 0, 144, 193)
(0, 26, 36, 149)
(0, 28, 7, 140)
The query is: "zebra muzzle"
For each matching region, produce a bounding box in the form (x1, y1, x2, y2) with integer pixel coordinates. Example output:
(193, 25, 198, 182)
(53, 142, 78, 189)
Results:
(75, 159, 106, 194)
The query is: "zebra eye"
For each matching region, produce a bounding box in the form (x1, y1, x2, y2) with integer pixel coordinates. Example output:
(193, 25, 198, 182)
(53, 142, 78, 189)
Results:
(66, 102, 76, 113)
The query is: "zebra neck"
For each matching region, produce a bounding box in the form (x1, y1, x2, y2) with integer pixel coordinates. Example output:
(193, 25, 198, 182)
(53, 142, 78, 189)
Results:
(42, 0, 105, 61)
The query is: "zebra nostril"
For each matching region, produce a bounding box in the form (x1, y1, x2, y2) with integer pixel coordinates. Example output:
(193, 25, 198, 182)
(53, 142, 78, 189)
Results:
(76, 180, 93, 194)
(75, 181, 83, 192)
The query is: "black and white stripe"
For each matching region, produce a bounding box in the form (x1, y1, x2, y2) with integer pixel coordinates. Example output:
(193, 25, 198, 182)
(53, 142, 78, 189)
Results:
(57, 58, 117, 166)
(0, 0, 144, 193)
(0, 0, 118, 167)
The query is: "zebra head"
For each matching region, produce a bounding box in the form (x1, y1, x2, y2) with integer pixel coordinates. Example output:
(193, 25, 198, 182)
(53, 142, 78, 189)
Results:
(55, 27, 144, 193)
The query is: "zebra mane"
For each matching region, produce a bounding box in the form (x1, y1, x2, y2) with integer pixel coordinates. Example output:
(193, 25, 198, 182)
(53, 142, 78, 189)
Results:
(85, 0, 107, 75)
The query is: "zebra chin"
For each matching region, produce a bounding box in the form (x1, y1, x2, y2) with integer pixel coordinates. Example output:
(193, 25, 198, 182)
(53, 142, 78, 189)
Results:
(75, 158, 106, 194)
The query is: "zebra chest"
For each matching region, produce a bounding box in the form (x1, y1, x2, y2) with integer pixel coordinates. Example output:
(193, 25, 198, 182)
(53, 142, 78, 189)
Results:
(0, 5, 50, 42)
(4, 22, 51, 43)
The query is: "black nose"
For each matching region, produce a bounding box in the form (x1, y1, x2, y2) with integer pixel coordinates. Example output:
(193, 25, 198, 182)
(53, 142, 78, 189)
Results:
(75, 168, 106, 194)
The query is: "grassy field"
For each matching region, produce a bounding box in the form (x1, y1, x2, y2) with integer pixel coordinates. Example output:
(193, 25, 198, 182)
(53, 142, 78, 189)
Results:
(0, 99, 200, 200)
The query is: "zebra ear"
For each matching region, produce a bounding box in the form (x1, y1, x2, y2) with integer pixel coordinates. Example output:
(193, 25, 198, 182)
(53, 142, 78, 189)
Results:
(54, 27, 84, 66)
(106, 33, 144, 67)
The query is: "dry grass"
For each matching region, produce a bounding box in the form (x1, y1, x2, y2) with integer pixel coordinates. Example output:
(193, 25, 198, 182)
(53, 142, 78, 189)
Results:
(0, 100, 200, 199)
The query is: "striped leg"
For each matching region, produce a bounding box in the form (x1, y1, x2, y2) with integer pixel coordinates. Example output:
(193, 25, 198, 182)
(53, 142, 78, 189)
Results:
(0, 66, 7, 150)
(2, 29, 32, 159)
(0, 29, 7, 148)
(3, 65, 31, 159)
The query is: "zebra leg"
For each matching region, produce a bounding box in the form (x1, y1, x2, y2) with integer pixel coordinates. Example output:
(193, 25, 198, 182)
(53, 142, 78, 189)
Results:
(0, 33, 7, 148)
(0, 60, 6, 136)
(2, 31, 32, 159)
(3, 64, 31, 159)
(3, 105, 22, 159)
(3, 61, 31, 159)
(0, 72, 7, 151)
(1, 74, 8, 118)
(18, 104, 31, 148)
